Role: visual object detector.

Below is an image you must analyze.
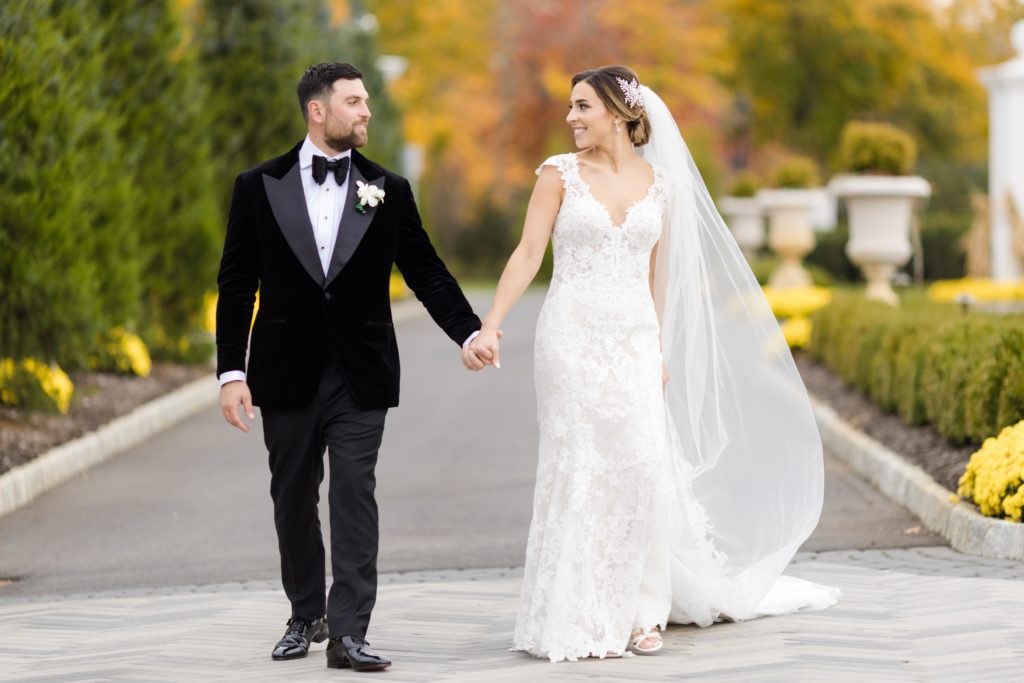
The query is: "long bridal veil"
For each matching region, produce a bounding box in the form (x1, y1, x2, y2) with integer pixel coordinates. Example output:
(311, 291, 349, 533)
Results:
(640, 85, 840, 625)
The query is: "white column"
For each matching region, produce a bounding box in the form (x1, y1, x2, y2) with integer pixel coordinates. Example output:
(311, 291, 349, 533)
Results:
(979, 21, 1024, 282)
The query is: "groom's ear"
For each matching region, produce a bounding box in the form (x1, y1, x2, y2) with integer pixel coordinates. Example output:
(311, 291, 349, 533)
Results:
(307, 99, 324, 124)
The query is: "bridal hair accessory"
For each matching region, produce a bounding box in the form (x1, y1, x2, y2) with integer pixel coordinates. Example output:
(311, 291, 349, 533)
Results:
(616, 76, 644, 110)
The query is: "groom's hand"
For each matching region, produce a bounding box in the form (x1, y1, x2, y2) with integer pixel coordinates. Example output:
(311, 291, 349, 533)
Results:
(220, 381, 255, 433)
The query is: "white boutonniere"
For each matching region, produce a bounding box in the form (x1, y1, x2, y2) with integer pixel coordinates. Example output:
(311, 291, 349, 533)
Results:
(355, 181, 385, 214)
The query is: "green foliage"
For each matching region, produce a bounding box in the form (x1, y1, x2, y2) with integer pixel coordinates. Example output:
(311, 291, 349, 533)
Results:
(196, 0, 403, 213)
(0, 0, 136, 367)
(451, 196, 519, 278)
(810, 291, 1024, 444)
(771, 155, 820, 189)
(921, 322, 976, 444)
(964, 326, 1024, 442)
(96, 0, 221, 354)
(916, 213, 970, 281)
(726, 170, 759, 197)
(835, 121, 917, 175)
(718, 0, 985, 163)
(806, 228, 861, 283)
(1, 1, 407, 380)
(196, 0, 321, 214)
(997, 353, 1024, 436)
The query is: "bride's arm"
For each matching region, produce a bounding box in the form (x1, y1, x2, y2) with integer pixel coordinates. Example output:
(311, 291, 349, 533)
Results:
(471, 167, 563, 367)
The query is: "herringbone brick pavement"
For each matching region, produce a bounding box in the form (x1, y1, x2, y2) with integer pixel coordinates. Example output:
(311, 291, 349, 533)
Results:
(1, 546, 1021, 682)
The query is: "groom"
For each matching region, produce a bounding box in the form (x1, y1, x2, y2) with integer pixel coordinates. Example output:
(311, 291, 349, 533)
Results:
(216, 63, 489, 672)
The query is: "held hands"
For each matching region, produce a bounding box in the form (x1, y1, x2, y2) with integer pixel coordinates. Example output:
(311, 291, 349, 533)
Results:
(220, 380, 255, 432)
(461, 327, 503, 371)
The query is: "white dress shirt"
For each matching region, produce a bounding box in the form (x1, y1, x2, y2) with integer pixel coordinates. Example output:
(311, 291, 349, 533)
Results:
(299, 136, 351, 276)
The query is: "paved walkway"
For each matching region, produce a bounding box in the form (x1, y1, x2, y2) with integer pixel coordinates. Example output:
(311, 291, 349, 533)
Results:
(2, 290, 1019, 681)
(2, 547, 1023, 681)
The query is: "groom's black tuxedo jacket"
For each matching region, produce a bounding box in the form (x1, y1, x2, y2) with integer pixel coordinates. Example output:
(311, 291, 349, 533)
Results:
(216, 142, 480, 410)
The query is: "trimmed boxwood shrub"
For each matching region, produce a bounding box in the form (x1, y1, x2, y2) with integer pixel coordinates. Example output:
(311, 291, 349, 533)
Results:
(835, 121, 917, 176)
(771, 155, 820, 189)
(809, 292, 1024, 444)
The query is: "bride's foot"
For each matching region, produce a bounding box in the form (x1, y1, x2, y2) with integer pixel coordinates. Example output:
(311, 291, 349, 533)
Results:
(627, 627, 663, 655)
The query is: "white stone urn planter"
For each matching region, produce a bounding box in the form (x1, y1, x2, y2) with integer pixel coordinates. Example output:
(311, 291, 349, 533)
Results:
(757, 188, 819, 288)
(719, 196, 764, 262)
(830, 175, 931, 305)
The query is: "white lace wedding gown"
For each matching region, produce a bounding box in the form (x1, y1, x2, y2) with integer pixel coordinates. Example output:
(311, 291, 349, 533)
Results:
(512, 153, 839, 663)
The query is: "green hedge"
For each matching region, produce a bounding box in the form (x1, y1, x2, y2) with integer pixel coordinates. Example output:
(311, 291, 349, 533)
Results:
(0, 0, 136, 367)
(809, 292, 1024, 445)
(1, 1, 402, 371)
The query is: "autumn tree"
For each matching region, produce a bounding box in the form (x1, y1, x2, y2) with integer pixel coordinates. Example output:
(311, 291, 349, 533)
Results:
(716, 0, 985, 164)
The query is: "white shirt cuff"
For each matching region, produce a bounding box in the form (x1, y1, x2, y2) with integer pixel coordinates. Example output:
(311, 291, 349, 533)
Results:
(462, 330, 481, 349)
(218, 370, 247, 386)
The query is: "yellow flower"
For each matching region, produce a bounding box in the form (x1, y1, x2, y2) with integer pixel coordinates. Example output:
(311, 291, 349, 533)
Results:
(203, 291, 218, 334)
(958, 420, 1024, 522)
(389, 273, 408, 300)
(762, 286, 832, 320)
(928, 278, 1024, 303)
(1, 358, 74, 414)
(102, 328, 152, 378)
(204, 290, 260, 334)
(781, 317, 813, 349)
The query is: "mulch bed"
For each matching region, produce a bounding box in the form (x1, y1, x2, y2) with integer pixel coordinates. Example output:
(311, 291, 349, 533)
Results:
(0, 363, 210, 476)
(794, 353, 974, 492)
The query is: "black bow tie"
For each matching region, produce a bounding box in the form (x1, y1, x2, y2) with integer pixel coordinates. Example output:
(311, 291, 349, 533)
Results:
(311, 155, 350, 185)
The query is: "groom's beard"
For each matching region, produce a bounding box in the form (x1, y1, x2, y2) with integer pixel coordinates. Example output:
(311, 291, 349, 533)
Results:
(325, 117, 368, 151)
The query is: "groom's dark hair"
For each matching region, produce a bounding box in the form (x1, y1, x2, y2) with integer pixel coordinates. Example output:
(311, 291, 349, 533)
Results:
(297, 63, 364, 121)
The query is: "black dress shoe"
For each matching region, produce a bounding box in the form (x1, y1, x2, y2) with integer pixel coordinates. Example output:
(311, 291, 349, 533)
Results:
(271, 617, 329, 660)
(326, 635, 392, 671)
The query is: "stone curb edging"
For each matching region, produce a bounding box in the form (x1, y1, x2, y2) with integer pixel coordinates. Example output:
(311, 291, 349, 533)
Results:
(0, 298, 429, 520)
(810, 396, 1024, 561)
(0, 376, 219, 518)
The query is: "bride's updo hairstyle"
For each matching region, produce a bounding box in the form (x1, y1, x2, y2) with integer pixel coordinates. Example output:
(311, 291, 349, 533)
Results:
(571, 65, 651, 146)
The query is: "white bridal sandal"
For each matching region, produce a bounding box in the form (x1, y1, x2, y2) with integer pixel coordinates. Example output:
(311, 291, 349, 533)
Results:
(628, 628, 664, 655)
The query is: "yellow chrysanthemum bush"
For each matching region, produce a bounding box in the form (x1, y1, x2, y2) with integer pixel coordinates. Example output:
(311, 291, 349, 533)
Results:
(762, 286, 832, 349)
(957, 421, 1024, 522)
(928, 278, 1024, 303)
(808, 291, 1024, 444)
(780, 317, 813, 349)
(89, 327, 152, 378)
(0, 358, 75, 414)
(762, 286, 833, 320)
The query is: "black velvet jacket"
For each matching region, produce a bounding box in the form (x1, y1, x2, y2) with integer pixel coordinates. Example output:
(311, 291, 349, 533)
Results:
(215, 142, 480, 409)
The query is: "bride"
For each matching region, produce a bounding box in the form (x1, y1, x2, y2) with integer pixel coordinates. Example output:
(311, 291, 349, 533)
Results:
(467, 65, 839, 663)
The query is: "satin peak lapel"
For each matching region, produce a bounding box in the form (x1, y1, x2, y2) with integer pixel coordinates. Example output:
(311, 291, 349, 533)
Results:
(324, 163, 385, 288)
(263, 164, 325, 287)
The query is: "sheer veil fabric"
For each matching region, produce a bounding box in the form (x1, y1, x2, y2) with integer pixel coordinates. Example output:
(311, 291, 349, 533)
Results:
(640, 85, 840, 625)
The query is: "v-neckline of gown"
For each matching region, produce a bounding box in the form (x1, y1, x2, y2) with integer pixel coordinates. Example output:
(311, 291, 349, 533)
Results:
(572, 155, 657, 231)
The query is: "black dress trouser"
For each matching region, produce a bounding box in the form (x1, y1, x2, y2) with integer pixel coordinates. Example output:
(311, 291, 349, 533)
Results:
(260, 354, 387, 638)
